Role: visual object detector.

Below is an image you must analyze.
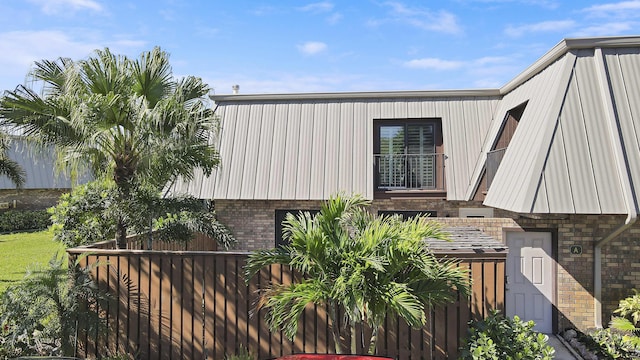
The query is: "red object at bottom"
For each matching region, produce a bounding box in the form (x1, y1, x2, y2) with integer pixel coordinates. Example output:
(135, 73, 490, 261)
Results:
(275, 355, 393, 360)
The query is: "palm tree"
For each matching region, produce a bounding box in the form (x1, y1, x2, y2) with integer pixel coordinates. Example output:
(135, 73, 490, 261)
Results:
(0, 48, 219, 248)
(0, 132, 26, 188)
(244, 193, 471, 354)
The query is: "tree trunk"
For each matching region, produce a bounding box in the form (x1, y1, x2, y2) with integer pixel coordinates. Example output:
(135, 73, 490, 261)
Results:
(367, 326, 379, 355)
(328, 303, 343, 354)
(116, 217, 128, 249)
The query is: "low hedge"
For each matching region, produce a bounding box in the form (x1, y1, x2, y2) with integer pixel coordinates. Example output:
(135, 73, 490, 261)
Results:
(0, 210, 52, 233)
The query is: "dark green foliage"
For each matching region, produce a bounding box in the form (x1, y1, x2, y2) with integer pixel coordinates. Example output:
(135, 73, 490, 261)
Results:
(0, 254, 110, 358)
(460, 310, 555, 360)
(49, 179, 235, 249)
(48, 179, 117, 246)
(0, 209, 51, 233)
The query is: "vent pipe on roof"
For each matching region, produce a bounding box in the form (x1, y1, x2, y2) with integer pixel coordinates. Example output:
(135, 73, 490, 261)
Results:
(232, 84, 240, 95)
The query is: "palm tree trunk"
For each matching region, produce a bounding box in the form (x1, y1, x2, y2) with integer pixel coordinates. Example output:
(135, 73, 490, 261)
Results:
(116, 217, 128, 249)
(350, 322, 357, 354)
(367, 326, 379, 355)
(328, 303, 343, 354)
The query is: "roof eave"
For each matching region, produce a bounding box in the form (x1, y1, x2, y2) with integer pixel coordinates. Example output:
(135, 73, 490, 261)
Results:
(500, 36, 640, 94)
(210, 89, 501, 102)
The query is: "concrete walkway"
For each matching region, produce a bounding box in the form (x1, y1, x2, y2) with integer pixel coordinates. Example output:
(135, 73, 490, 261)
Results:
(547, 334, 578, 359)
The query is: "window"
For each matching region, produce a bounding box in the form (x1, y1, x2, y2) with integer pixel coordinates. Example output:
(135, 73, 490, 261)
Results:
(275, 209, 319, 248)
(487, 102, 527, 189)
(374, 119, 444, 192)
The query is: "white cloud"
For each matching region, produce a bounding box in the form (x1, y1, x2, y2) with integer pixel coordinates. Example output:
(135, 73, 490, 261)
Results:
(327, 12, 343, 25)
(572, 22, 635, 36)
(298, 41, 328, 55)
(583, 1, 640, 16)
(298, 2, 334, 13)
(403, 58, 465, 70)
(0, 30, 144, 91)
(504, 20, 575, 37)
(28, 0, 103, 14)
(370, 2, 463, 34)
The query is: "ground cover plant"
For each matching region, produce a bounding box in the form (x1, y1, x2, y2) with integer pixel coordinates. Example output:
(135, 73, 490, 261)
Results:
(0, 230, 64, 293)
(0, 254, 109, 358)
(460, 310, 555, 360)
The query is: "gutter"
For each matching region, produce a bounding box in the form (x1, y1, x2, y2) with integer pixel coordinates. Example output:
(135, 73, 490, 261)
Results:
(593, 48, 638, 328)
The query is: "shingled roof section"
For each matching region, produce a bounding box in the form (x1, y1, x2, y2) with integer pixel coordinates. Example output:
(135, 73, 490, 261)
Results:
(425, 227, 507, 254)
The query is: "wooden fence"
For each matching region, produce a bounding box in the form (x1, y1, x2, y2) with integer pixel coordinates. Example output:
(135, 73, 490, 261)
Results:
(67, 247, 505, 360)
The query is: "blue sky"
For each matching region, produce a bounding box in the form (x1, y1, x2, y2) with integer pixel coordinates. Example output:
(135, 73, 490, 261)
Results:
(1, 0, 639, 95)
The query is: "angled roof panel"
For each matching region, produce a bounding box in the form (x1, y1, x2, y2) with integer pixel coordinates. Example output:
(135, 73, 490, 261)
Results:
(605, 48, 640, 210)
(484, 54, 573, 212)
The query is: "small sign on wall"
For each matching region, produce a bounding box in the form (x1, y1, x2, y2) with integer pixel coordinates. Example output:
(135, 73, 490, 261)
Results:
(570, 245, 582, 255)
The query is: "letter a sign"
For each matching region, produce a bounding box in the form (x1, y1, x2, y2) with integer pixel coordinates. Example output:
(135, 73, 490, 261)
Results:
(570, 245, 582, 255)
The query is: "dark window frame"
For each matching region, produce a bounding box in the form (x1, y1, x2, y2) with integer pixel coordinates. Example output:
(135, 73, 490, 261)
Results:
(275, 209, 319, 248)
(373, 118, 445, 197)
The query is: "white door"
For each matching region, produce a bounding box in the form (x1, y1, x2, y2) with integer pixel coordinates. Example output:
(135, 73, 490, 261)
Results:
(506, 231, 554, 333)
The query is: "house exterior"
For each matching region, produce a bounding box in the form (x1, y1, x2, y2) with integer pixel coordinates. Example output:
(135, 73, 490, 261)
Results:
(0, 136, 79, 210)
(172, 36, 640, 334)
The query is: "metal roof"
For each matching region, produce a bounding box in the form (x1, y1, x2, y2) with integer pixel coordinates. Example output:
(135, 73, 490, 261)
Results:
(484, 44, 640, 214)
(0, 138, 76, 189)
(171, 96, 501, 200)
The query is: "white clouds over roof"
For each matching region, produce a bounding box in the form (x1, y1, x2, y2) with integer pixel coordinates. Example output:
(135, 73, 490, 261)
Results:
(298, 41, 328, 55)
(27, 0, 103, 14)
(369, 2, 463, 35)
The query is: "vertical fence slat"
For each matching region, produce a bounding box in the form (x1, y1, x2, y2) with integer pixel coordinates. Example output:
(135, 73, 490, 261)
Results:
(484, 261, 496, 315)
(215, 255, 227, 359)
(496, 260, 506, 312)
(203, 253, 216, 360)
(193, 255, 206, 360)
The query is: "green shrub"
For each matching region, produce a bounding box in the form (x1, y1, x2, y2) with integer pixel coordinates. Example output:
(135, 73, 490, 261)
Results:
(0, 254, 110, 357)
(460, 310, 555, 360)
(0, 209, 51, 233)
(583, 328, 638, 359)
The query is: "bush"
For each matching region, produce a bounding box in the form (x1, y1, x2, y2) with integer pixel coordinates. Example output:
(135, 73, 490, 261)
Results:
(0, 209, 51, 233)
(0, 254, 109, 357)
(460, 310, 555, 360)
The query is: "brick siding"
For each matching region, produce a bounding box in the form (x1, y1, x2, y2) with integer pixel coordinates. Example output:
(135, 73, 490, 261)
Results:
(0, 188, 67, 211)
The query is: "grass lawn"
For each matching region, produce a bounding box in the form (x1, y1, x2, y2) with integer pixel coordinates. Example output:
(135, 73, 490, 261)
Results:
(0, 230, 66, 293)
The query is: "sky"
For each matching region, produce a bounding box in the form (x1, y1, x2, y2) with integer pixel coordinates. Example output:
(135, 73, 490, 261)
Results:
(1, 0, 639, 95)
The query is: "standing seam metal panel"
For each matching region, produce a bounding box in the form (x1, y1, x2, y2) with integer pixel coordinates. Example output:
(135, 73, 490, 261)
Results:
(310, 103, 328, 200)
(213, 105, 237, 199)
(282, 103, 302, 199)
(606, 49, 640, 209)
(575, 52, 624, 213)
(255, 104, 276, 199)
(240, 104, 263, 199)
(267, 104, 289, 199)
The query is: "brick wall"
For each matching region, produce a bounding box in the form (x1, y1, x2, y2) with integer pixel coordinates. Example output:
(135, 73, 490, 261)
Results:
(0, 188, 67, 211)
(214, 198, 640, 332)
